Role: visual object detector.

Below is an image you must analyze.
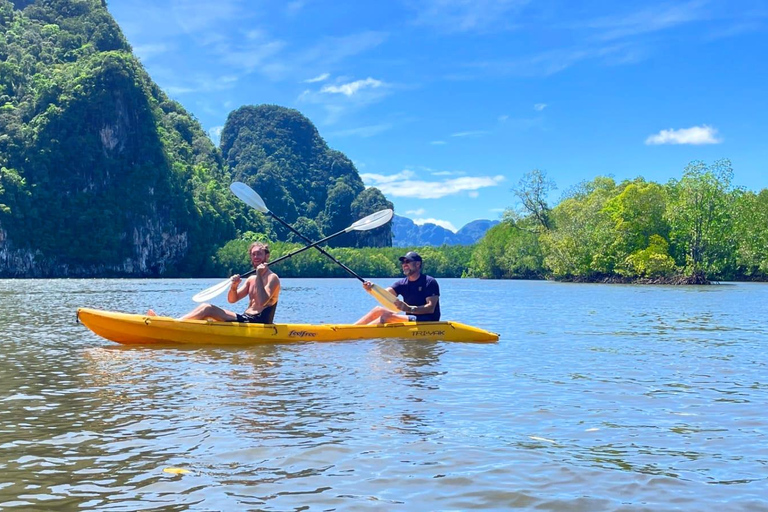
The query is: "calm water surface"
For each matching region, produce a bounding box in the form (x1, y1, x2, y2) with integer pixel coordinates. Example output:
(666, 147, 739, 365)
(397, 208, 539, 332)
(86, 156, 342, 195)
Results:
(1, 278, 766, 511)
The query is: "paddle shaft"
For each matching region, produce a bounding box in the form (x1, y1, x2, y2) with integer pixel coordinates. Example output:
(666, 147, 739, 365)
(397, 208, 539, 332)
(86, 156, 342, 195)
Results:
(268, 211, 366, 283)
(237, 223, 356, 279)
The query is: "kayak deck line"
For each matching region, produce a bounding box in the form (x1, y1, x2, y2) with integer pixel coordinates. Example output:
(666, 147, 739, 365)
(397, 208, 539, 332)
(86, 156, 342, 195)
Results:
(76, 307, 500, 345)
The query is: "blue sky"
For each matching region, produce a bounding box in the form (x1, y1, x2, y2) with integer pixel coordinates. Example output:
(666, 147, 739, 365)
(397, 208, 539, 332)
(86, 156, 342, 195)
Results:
(107, 0, 767, 232)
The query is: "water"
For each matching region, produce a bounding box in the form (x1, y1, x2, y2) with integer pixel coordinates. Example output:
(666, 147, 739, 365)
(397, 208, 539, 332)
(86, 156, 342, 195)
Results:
(1, 278, 767, 510)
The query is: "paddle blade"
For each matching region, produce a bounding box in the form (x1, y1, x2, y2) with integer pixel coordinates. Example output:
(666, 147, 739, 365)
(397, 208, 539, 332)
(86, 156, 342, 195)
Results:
(348, 209, 394, 232)
(230, 182, 268, 213)
(367, 283, 400, 312)
(192, 278, 232, 303)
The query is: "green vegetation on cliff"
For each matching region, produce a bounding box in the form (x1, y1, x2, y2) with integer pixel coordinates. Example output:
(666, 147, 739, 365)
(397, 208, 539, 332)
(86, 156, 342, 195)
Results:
(221, 105, 393, 248)
(0, 1, 390, 277)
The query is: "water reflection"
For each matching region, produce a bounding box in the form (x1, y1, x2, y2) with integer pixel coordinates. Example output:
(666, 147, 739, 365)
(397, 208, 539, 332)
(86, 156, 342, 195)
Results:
(2, 278, 768, 510)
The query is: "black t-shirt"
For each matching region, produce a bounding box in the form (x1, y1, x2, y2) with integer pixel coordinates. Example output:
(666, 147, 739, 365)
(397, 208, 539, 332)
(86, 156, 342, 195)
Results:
(391, 274, 441, 321)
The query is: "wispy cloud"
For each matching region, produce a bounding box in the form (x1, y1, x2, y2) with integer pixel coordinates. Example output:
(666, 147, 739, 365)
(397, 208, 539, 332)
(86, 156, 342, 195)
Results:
(286, 1, 304, 15)
(430, 140, 447, 145)
(645, 125, 722, 145)
(498, 115, 509, 123)
(299, 31, 389, 69)
(451, 130, 491, 138)
(407, 208, 426, 216)
(413, 218, 459, 232)
(409, 0, 530, 33)
(298, 77, 393, 124)
(534, 103, 547, 111)
(326, 123, 394, 138)
(465, 44, 633, 78)
(163, 74, 240, 95)
(304, 73, 330, 83)
(361, 170, 505, 199)
(583, 1, 711, 41)
(321, 78, 386, 96)
(133, 43, 172, 62)
(171, 0, 246, 33)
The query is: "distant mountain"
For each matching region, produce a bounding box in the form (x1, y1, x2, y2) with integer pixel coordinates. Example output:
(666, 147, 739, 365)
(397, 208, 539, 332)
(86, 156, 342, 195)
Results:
(392, 215, 499, 247)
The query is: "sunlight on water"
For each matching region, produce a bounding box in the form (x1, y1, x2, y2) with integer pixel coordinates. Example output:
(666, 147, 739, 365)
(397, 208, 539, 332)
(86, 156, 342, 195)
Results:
(1, 278, 767, 510)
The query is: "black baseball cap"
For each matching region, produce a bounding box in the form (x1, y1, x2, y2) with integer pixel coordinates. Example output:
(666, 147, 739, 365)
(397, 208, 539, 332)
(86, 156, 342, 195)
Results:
(399, 251, 422, 263)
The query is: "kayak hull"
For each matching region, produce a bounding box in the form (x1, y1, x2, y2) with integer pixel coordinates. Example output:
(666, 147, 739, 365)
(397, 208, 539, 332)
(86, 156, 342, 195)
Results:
(76, 308, 499, 345)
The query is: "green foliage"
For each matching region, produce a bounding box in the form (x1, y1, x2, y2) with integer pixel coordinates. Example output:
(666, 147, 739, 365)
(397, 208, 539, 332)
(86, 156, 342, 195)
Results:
(511, 168, 556, 231)
(603, 179, 669, 276)
(624, 235, 676, 278)
(220, 104, 385, 247)
(666, 159, 739, 279)
(467, 220, 543, 279)
(0, 0, 237, 276)
(469, 160, 768, 283)
(540, 176, 618, 279)
(733, 189, 768, 278)
(213, 238, 473, 279)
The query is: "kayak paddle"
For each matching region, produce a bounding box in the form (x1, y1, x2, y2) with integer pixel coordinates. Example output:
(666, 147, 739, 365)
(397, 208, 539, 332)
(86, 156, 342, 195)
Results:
(192, 206, 394, 303)
(229, 181, 400, 312)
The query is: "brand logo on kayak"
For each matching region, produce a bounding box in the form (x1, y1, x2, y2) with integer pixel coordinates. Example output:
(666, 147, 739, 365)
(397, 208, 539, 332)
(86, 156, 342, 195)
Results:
(412, 330, 445, 336)
(289, 330, 316, 338)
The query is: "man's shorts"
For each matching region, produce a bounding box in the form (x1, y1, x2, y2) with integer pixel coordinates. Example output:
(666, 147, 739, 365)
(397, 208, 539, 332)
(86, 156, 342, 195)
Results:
(236, 311, 270, 324)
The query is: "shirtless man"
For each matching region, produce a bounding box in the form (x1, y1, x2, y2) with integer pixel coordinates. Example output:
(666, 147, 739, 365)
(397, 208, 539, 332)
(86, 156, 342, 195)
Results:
(148, 242, 281, 324)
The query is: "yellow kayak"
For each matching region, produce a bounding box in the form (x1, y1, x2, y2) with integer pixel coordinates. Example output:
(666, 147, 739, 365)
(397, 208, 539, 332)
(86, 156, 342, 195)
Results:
(76, 308, 499, 345)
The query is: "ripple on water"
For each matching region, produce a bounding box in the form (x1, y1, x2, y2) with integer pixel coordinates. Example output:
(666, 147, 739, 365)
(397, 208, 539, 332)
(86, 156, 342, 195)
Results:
(1, 279, 768, 510)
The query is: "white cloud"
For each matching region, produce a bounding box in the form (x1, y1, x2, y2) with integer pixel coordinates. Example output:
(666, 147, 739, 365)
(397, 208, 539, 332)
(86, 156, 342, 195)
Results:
(163, 73, 240, 95)
(451, 130, 491, 138)
(585, 2, 710, 41)
(414, 218, 459, 233)
(361, 171, 505, 199)
(409, 0, 530, 33)
(321, 77, 385, 96)
(304, 73, 330, 83)
(468, 191, 480, 198)
(534, 103, 547, 111)
(326, 123, 393, 138)
(208, 126, 223, 145)
(645, 125, 722, 145)
(431, 140, 447, 145)
(299, 31, 389, 69)
(286, 1, 304, 15)
(360, 169, 417, 185)
(298, 76, 393, 124)
(498, 114, 509, 122)
(407, 209, 426, 216)
(133, 43, 171, 62)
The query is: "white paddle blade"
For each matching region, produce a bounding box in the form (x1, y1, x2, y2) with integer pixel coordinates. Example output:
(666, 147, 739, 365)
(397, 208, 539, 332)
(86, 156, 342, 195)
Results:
(367, 283, 400, 312)
(348, 209, 394, 232)
(192, 278, 232, 302)
(230, 182, 268, 213)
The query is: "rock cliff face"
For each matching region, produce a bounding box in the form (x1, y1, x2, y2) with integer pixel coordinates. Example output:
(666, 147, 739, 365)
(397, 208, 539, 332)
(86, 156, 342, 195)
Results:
(221, 105, 393, 248)
(0, 50, 228, 277)
(0, 1, 393, 277)
(0, 2, 234, 277)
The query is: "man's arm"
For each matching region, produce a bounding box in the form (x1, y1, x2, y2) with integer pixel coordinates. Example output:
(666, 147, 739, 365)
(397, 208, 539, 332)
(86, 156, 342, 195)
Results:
(227, 275, 250, 303)
(404, 295, 438, 315)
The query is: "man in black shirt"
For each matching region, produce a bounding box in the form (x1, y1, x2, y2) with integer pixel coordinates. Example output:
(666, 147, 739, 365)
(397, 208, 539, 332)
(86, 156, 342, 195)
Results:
(355, 251, 441, 324)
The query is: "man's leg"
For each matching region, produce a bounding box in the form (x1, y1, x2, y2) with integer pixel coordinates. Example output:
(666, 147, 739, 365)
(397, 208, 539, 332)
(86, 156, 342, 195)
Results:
(180, 303, 238, 321)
